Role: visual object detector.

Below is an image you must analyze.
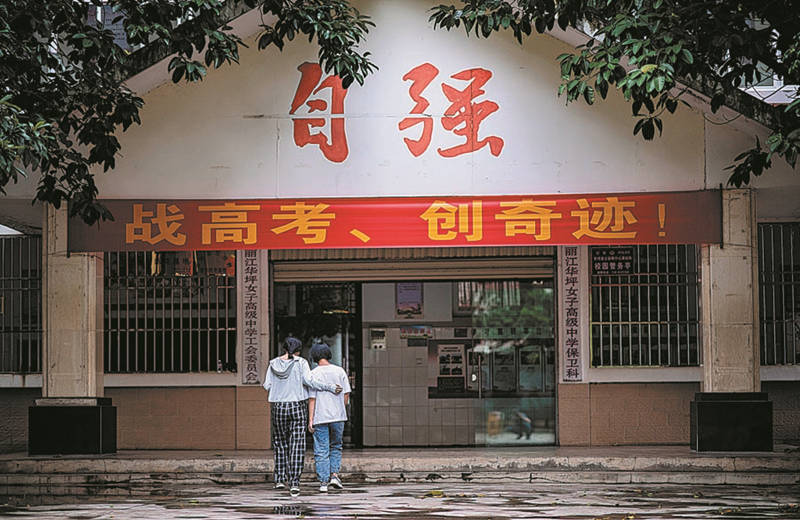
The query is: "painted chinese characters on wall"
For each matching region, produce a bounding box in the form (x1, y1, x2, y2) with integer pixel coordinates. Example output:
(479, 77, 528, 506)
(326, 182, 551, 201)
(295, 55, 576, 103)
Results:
(399, 63, 504, 158)
(289, 62, 504, 162)
(290, 62, 349, 163)
(70, 191, 721, 252)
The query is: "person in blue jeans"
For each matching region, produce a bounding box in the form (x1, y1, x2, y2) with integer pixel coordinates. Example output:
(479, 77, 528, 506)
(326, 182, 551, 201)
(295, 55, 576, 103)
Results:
(307, 342, 351, 493)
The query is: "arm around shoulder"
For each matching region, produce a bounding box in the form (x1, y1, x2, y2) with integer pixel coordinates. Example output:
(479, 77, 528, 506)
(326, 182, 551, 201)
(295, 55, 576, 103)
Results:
(300, 358, 339, 393)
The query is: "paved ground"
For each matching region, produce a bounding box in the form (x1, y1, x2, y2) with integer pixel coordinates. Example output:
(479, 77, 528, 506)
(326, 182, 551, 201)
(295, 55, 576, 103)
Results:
(1, 481, 799, 519)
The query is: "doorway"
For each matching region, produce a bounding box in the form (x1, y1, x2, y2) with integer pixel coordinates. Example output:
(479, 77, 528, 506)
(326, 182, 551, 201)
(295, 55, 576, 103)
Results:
(273, 282, 362, 447)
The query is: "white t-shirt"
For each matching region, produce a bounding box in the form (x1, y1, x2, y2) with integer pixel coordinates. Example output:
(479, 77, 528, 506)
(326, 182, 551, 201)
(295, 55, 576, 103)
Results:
(309, 364, 351, 425)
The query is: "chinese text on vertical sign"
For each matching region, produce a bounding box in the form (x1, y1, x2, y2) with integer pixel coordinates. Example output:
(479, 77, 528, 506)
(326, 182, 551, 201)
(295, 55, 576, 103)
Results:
(242, 250, 261, 385)
(563, 246, 582, 382)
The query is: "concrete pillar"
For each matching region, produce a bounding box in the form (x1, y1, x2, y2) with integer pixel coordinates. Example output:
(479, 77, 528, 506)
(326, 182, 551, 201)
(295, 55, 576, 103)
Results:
(28, 205, 115, 454)
(41, 205, 104, 397)
(700, 189, 759, 392)
(693, 188, 771, 451)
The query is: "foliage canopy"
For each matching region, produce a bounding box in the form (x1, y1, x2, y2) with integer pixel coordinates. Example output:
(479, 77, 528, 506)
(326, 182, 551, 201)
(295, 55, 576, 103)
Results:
(1, 0, 798, 224)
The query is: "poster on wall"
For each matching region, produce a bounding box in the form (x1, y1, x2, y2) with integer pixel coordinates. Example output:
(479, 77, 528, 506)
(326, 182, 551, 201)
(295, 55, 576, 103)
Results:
(396, 282, 423, 319)
(436, 344, 465, 392)
(591, 246, 634, 275)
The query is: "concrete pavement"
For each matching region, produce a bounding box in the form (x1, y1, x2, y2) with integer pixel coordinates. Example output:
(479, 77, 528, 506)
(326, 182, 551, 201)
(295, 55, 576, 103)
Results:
(1, 445, 799, 504)
(1, 481, 799, 519)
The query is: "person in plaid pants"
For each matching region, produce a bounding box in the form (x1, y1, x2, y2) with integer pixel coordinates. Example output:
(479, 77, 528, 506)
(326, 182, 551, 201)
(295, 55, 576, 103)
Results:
(264, 336, 342, 497)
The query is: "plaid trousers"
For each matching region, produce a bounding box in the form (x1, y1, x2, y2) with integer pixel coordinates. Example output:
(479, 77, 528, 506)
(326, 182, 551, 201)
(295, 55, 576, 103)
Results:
(271, 401, 308, 487)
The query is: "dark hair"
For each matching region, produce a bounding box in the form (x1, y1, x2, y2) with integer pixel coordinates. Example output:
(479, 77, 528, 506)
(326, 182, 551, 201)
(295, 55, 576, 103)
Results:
(310, 342, 332, 363)
(283, 336, 302, 355)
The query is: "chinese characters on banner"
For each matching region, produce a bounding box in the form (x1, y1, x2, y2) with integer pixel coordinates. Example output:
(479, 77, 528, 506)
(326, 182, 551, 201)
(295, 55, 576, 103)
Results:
(68, 191, 722, 252)
(240, 250, 262, 385)
(290, 61, 503, 162)
(561, 246, 583, 382)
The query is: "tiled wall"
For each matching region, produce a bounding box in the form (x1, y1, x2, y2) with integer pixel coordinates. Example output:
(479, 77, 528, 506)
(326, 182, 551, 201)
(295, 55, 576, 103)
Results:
(557, 382, 700, 445)
(361, 326, 476, 446)
(108, 386, 269, 450)
(763, 380, 800, 443)
(0, 388, 38, 453)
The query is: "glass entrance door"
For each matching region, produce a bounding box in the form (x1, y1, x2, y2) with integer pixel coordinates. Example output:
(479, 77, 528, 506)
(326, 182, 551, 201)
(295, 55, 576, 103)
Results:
(273, 282, 362, 447)
(459, 280, 556, 446)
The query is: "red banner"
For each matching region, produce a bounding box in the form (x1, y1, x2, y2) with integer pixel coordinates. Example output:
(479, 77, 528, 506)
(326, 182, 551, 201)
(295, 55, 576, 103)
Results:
(67, 191, 721, 252)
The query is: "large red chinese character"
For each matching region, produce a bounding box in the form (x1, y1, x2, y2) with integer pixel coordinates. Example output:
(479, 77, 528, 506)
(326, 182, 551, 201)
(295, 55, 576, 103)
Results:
(289, 62, 348, 163)
(398, 63, 439, 157)
(438, 68, 504, 158)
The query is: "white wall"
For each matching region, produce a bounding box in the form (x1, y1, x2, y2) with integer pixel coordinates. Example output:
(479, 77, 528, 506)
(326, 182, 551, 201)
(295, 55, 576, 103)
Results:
(84, 0, 705, 200)
(705, 121, 800, 220)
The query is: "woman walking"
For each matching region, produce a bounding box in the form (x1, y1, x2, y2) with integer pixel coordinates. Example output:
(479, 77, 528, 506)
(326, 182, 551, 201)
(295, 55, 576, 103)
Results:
(264, 336, 342, 497)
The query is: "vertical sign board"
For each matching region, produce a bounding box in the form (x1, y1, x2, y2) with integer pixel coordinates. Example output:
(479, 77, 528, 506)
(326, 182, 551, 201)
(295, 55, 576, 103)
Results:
(239, 250, 263, 384)
(559, 246, 586, 382)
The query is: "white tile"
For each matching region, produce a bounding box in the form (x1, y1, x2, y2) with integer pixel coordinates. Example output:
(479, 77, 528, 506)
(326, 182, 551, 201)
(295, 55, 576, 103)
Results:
(363, 427, 376, 446)
(415, 426, 429, 446)
(441, 408, 455, 426)
(401, 387, 415, 405)
(455, 407, 469, 426)
(363, 388, 377, 407)
(442, 425, 456, 445)
(362, 369, 377, 387)
(402, 426, 417, 446)
(389, 369, 403, 388)
(376, 407, 390, 427)
(428, 406, 442, 425)
(363, 406, 377, 427)
(415, 405, 428, 426)
(429, 426, 443, 445)
(402, 406, 415, 425)
(454, 426, 470, 445)
(389, 349, 403, 368)
(389, 389, 403, 406)
(402, 368, 415, 386)
(389, 426, 403, 445)
(415, 368, 428, 386)
(389, 407, 403, 426)
(376, 427, 389, 446)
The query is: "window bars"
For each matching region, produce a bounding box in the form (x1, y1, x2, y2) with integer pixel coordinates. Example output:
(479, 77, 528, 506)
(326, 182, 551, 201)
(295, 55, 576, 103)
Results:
(590, 245, 700, 367)
(0, 236, 42, 374)
(758, 223, 800, 365)
(104, 251, 237, 373)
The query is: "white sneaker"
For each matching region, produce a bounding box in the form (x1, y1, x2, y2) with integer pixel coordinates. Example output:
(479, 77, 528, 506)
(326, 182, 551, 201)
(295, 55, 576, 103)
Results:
(319, 483, 328, 493)
(290, 486, 300, 497)
(329, 475, 343, 489)
(274, 482, 286, 490)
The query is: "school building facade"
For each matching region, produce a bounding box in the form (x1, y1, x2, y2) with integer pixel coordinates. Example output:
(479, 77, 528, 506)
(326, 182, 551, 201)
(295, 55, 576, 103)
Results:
(1, 0, 798, 453)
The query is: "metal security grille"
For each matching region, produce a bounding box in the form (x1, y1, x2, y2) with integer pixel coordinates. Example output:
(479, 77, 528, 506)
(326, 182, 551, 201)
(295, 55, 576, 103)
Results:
(0, 236, 42, 373)
(104, 251, 237, 373)
(758, 223, 800, 365)
(590, 245, 700, 367)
